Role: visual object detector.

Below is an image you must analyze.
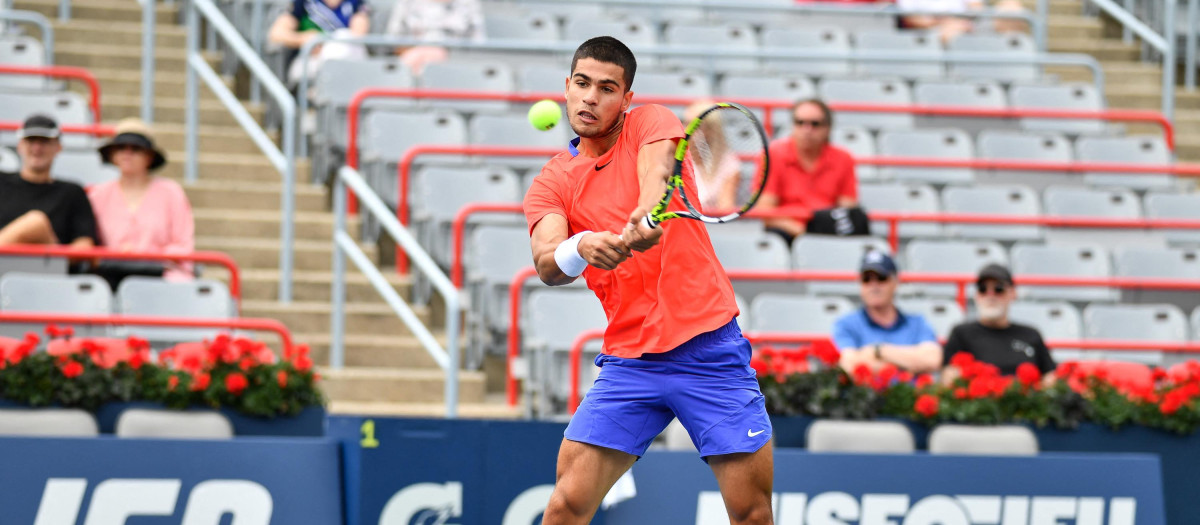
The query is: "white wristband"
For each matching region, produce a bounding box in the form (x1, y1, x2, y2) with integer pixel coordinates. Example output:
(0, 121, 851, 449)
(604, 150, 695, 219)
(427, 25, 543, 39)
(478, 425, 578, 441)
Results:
(554, 230, 592, 278)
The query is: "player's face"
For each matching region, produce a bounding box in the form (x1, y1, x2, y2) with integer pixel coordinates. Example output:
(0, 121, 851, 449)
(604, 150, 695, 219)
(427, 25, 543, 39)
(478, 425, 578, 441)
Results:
(790, 102, 829, 152)
(566, 58, 633, 139)
(975, 278, 1014, 321)
(859, 271, 896, 308)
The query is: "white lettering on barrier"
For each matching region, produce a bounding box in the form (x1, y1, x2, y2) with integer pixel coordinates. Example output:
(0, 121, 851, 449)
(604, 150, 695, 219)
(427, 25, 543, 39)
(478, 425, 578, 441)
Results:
(693, 493, 1138, 525)
(32, 478, 272, 525)
(379, 481, 463, 525)
(502, 484, 554, 525)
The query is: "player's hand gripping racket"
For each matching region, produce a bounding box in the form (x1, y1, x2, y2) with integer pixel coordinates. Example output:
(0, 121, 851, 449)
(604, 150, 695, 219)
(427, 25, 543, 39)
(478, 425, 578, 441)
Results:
(641, 101, 770, 229)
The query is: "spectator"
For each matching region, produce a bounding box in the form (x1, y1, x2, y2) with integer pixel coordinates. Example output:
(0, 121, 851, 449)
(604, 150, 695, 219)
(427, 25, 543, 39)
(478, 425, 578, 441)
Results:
(268, 0, 370, 84)
(897, 0, 1028, 44)
(88, 119, 195, 286)
(385, 0, 485, 74)
(834, 250, 943, 373)
(0, 115, 97, 248)
(756, 98, 863, 246)
(943, 264, 1056, 377)
(683, 100, 740, 214)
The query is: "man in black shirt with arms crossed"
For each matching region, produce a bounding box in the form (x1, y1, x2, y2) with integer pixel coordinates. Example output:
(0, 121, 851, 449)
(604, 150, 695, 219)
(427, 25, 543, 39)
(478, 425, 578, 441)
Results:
(943, 264, 1057, 378)
(0, 115, 97, 248)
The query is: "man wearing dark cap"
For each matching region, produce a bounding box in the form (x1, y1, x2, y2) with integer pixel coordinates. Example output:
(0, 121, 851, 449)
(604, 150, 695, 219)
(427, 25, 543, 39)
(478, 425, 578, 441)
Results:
(942, 264, 1056, 376)
(833, 250, 944, 373)
(0, 115, 97, 248)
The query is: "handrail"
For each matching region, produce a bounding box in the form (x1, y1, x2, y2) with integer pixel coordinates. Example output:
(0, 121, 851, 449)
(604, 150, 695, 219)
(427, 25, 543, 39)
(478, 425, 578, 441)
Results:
(450, 204, 1200, 289)
(564, 331, 1200, 413)
(1085, 0, 1175, 119)
(140, 0, 155, 122)
(507, 267, 1200, 406)
(0, 9, 54, 63)
(333, 166, 461, 418)
(184, 0, 296, 303)
(314, 37, 1103, 157)
(0, 312, 294, 353)
(0, 65, 102, 123)
(0, 246, 243, 307)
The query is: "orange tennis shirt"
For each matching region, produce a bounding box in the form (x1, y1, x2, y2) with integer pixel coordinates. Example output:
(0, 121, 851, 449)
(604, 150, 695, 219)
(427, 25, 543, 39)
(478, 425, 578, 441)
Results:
(523, 104, 739, 359)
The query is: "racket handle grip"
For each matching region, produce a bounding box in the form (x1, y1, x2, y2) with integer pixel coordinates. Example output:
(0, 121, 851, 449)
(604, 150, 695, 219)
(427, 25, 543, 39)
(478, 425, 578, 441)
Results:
(642, 215, 658, 230)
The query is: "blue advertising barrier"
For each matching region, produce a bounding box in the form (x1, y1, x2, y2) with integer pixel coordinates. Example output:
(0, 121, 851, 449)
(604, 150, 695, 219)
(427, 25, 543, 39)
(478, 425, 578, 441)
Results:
(0, 436, 343, 525)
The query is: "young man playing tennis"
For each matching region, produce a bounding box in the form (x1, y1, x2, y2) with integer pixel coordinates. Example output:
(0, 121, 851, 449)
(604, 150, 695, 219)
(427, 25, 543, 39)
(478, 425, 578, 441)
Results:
(523, 36, 774, 525)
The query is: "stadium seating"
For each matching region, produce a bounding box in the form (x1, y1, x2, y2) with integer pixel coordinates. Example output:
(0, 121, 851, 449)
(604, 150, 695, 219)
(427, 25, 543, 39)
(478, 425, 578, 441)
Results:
(114, 409, 235, 439)
(858, 183, 942, 239)
(523, 289, 607, 415)
(749, 294, 855, 334)
(791, 235, 892, 296)
(807, 420, 916, 453)
(877, 128, 975, 186)
(1083, 303, 1188, 364)
(0, 273, 113, 338)
(817, 78, 914, 130)
(0, 35, 46, 91)
(0, 409, 99, 437)
(1075, 135, 1173, 191)
(904, 239, 1007, 297)
(1010, 243, 1116, 303)
(942, 185, 1043, 241)
(975, 130, 1073, 191)
(1144, 192, 1200, 246)
(946, 33, 1039, 83)
(760, 27, 852, 77)
(928, 425, 1039, 455)
(894, 297, 963, 338)
(113, 278, 235, 346)
(853, 30, 943, 80)
(1008, 83, 1107, 135)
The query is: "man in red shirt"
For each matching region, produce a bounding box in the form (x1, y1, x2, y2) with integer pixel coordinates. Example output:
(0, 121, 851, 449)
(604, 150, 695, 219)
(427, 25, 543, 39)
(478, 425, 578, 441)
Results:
(524, 37, 774, 524)
(758, 98, 859, 244)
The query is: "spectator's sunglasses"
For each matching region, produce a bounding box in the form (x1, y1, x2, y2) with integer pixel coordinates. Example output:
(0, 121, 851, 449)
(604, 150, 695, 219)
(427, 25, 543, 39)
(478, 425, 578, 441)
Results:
(976, 282, 1009, 295)
(860, 272, 890, 284)
(793, 118, 826, 128)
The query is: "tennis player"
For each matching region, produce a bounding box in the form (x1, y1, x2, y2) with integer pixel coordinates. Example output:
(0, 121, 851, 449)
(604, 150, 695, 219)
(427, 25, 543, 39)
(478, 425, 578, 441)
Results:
(523, 36, 774, 524)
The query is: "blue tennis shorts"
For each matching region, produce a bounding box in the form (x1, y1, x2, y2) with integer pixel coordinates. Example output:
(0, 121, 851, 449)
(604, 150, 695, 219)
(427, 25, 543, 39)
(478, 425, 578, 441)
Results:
(564, 319, 772, 458)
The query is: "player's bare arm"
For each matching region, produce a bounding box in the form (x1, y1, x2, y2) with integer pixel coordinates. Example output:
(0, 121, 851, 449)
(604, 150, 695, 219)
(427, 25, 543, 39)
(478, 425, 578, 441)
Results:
(622, 138, 675, 252)
(531, 213, 630, 286)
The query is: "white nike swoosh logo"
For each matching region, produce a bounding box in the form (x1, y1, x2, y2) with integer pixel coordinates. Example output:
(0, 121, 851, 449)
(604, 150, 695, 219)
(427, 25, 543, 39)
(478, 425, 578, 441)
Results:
(747, 429, 765, 437)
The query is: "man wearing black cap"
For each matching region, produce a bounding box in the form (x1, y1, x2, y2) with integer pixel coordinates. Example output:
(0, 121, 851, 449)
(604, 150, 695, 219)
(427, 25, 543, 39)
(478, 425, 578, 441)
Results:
(942, 264, 1056, 376)
(833, 250, 944, 373)
(0, 115, 97, 248)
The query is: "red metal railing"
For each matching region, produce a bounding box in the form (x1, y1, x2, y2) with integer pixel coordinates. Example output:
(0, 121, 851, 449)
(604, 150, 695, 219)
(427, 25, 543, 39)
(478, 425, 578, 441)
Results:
(0, 65, 104, 124)
(0, 312, 294, 353)
(506, 267, 1200, 406)
(0, 246, 243, 308)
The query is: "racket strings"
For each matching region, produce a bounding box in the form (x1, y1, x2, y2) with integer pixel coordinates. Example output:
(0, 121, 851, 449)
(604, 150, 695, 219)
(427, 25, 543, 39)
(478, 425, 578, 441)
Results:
(687, 107, 767, 217)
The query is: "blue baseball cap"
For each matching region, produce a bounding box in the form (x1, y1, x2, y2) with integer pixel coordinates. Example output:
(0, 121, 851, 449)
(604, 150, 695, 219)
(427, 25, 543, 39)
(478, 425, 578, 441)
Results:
(860, 250, 898, 278)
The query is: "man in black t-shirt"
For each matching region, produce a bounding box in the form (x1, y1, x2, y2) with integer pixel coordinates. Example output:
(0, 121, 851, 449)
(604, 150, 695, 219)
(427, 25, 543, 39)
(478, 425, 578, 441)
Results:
(0, 115, 97, 248)
(942, 264, 1057, 377)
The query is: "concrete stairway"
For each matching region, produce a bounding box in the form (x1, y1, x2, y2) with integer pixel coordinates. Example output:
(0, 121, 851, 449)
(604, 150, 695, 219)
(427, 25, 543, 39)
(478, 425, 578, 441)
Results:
(1031, 0, 1200, 161)
(14, 0, 514, 418)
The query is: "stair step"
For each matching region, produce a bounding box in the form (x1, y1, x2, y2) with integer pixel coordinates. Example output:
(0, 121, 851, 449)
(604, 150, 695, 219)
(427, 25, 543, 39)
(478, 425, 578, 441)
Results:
(194, 209, 353, 240)
(242, 300, 430, 337)
(1046, 62, 1162, 88)
(195, 236, 371, 273)
(327, 400, 521, 419)
(185, 179, 326, 212)
(1046, 15, 1103, 39)
(1048, 39, 1140, 61)
(299, 333, 442, 369)
(159, 152, 310, 183)
(85, 68, 232, 100)
(103, 96, 266, 128)
(54, 42, 214, 72)
(153, 124, 283, 157)
(13, 0, 176, 24)
(53, 19, 187, 48)
(318, 367, 487, 404)
(233, 269, 411, 303)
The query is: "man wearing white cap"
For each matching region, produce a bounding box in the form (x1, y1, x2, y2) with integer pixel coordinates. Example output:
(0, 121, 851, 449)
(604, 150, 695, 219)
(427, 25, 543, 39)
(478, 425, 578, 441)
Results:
(0, 114, 97, 248)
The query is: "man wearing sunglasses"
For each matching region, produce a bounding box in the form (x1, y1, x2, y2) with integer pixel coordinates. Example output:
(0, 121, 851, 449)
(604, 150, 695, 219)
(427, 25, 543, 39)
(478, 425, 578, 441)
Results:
(756, 98, 861, 245)
(834, 250, 944, 373)
(942, 264, 1056, 377)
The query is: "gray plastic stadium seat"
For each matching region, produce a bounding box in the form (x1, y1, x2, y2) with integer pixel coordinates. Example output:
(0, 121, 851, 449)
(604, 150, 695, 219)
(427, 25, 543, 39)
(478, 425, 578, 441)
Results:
(928, 424, 1039, 455)
(563, 17, 657, 47)
(0, 273, 112, 338)
(419, 61, 514, 113)
(1042, 186, 1153, 248)
(1010, 243, 1116, 302)
(976, 130, 1073, 191)
(904, 239, 1007, 297)
(717, 74, 816, 127)
(0, 254, 67, 281)
(818, 78, 914, 131)
(608, 4, 705, 24)
(1009, 83, 1107, 135)
(359, 110, 468, 208)
(469, 112, 567, 171)
(513, 0, 604, 22)
(1114, 245, 1200, 311)
(463, 225, 543, 364)
(1075, 135, 1173, 191)
(941, 185, 1043, 241)
(1191, 306, 1200, 343)
(311, 58, 414, 182)
(631, 72, 712, 112)
(853, 30, 943, 79)
(114, 277, 235, 345)
(895, 298, 963, 339)
(51, 150, 119, 187)
(1144, 192, 1200, 246)
(798, 7, 897, 32)
(947, 33, 1039, 83)
(709, 232, 790, 271)
(761, 27, 853, 77)
(1084, 303, 1188, 365)
(858, 183, 942, 238)
(0, 36, 47, 90)
(792, 235, 892, 296)
(484, 12, 560, 42)
(524, 289, 607, 413)
(913, 81, 1009, 132)
(0, 147, 17, 172)
(807, 420, 915, 453)
(830, 127, 877, 181)
(115, 409, 234, 439)
(749, 294, 855, 334)
(0, 409, 98, 437)
(877, 128, 975, 185)
(663, 23, 758, 71)
(0, 91, 94, 149)
(411, 166, 523, 266)
(1009, 301, 1082, 340)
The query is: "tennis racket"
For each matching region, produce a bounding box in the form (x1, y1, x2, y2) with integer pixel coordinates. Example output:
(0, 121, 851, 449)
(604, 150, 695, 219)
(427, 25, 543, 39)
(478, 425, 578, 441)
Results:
(642, 101, 770, 228)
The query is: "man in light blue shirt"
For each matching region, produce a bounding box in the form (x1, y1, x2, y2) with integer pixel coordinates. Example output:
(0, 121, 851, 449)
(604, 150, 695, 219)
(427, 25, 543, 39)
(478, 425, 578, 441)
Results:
(833, 250, 943, 373)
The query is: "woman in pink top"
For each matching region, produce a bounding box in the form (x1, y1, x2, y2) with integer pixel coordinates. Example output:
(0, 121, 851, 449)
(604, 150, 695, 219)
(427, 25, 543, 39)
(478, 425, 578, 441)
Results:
(88, 118, 195, 282)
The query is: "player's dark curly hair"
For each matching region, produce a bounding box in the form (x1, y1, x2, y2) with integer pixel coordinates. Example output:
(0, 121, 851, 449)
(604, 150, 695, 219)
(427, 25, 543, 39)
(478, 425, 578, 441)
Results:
(571, 36, 637, 91)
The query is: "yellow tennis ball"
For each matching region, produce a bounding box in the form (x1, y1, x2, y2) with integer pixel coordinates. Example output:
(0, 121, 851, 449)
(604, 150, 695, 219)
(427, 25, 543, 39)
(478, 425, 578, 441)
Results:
(528, 99, 562, 131)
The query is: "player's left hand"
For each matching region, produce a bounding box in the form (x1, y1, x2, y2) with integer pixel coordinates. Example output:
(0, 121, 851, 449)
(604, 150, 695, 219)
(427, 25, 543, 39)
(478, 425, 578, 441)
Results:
(622, 206, 663, 252)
